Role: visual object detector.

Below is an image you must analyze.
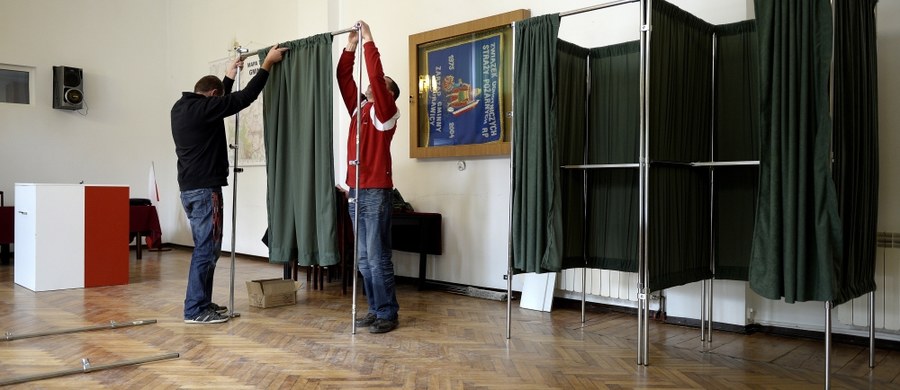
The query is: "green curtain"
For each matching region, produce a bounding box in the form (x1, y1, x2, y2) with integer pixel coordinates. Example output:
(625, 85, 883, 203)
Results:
(648, 0, 713, 291)
(832, 0, 879, 305)
(260, 34, 339, 266)
(556, 40, 589, 270)
(511, 14, 563, 274)
(585, 41, 641, 272)
(712, 20, 759, 281)
(750, 0, 842, 303)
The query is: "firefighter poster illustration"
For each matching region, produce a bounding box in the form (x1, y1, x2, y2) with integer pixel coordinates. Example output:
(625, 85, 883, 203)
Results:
(424, 33, 503, 146)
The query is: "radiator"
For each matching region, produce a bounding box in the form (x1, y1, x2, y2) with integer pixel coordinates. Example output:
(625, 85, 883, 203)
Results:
(558, 236, 900, 331)
(558, 269, 639, 302)
(836, 233, 900, 331)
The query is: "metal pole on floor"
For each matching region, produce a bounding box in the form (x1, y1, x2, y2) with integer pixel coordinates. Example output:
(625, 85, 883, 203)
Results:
(0, 352, 179, 386)
(3, 320, 157, 342)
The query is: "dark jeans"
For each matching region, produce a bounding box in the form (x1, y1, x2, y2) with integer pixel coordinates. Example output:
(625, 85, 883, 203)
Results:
(180, 187, 223, 319)
(349, 188, 399, 320)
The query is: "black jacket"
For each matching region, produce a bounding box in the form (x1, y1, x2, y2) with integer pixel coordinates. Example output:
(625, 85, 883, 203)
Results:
(171, 69, 270, 191)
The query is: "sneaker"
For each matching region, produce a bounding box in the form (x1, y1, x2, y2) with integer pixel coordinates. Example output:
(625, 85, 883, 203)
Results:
(209, 302, 227, 313)
(355, 313, 377, 327)
(369, 318, 398, 334)
(184, 308, 229, 324)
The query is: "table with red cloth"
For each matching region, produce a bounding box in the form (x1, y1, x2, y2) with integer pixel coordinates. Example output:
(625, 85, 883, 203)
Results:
(129, 205, 162, 259)
(0, 206, 13, 265)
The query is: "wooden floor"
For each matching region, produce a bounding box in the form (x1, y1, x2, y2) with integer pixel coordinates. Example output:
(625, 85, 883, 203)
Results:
(1, 248, 899, 389)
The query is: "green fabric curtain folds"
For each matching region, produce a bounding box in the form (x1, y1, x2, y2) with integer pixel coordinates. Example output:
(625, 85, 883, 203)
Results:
(511, 14, 563, 274)
(585, 42, 641, 273)
(750, 0, 842, 303)
(647, 1, 714, 291)
(260, 34, 339, 266)
(712, 20, 759, 282)
(831, 0, 879, 305)
(556, 40, 589, 270)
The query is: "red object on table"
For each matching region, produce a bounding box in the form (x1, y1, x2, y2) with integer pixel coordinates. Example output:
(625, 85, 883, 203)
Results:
(129, 205, 162, 259)
(0, 206, 12, 265)
(0, 206, 12, 244)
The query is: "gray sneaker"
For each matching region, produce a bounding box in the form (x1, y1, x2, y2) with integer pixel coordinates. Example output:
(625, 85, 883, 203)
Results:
(184, 308, 229, 324)
(208, 302, 227, 313)
(355, 313, 376, 327)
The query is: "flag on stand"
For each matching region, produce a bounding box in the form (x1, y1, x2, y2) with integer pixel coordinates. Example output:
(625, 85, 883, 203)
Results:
(145, 161, 162, 249)
(148, 162, 160, 206)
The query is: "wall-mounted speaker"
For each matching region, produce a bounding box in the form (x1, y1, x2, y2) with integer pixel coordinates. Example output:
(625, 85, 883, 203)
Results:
(52, 66, 83, 110)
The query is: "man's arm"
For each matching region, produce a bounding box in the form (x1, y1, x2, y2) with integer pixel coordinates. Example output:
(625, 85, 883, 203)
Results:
(337, 30, 360, 115)
(359, 22, 399, 123)
(223, 57, 243, 95)
(202, 44, 287, 119)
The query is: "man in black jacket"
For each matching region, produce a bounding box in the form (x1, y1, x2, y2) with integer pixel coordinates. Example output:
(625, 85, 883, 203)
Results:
(171, 44, 287, 324)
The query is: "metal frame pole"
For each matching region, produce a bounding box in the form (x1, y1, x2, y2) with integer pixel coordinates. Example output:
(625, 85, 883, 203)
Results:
(228, 46, 250, 319)
(3, 320, 157, 342)
(703, 32, 718, 345)
(349, 23, 363, 335)
(506, 20, 518, 340)
(869, 291, 875, 368)
(825, 300, 833, 389)
(581, 54, 592, 324)
(636, 0, 652, 366)
(0, 353, 179, 386)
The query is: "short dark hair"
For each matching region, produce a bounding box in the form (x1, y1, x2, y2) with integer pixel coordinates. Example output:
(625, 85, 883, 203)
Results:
(194, 75, 223, 95)
(386, 77, 400, 102)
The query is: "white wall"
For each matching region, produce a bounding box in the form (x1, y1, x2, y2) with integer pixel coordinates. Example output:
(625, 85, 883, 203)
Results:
(2, 0, 899, 338)
(0, 0, 168, 212)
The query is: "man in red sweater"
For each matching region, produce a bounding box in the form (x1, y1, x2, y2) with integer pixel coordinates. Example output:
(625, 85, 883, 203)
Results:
(337, 20, 401, 334)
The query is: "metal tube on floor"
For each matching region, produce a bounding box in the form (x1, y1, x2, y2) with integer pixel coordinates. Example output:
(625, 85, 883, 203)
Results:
(3, 320, 157, 342)
(0, 352, 179, 386)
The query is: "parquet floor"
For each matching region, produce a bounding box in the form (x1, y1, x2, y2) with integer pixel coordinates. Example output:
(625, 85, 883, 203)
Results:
(1, 247, 898, 389)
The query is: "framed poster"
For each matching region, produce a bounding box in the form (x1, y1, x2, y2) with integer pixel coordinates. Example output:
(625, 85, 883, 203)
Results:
(408, 9, 530, 158)
(209, 55, 266, 167)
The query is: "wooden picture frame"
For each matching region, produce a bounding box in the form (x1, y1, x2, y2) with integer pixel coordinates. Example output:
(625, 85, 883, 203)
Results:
(408, 9, 530, 158)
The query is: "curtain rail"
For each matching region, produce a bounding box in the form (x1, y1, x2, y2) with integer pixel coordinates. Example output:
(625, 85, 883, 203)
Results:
(559, 0, 639, 18)
(238, 25, 359, 59)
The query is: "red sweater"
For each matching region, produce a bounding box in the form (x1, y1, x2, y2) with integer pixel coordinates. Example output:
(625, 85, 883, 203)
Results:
(337, 41, 400, 189)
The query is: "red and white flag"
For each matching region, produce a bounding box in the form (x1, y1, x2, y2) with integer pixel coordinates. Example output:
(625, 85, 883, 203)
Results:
(148, 162, 160, 205)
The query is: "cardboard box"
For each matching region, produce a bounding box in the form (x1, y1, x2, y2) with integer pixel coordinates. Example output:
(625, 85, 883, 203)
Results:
(246, 278, 301, 308)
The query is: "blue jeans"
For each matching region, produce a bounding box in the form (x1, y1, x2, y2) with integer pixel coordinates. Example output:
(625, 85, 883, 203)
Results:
(349, 188, 399, 320)
(180, 187, 223, 319)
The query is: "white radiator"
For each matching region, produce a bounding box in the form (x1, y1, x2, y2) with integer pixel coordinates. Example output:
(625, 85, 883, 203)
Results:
(558, 269, 639, 302)
(837, 234, 900, 331)
(558, 238, 900, 331)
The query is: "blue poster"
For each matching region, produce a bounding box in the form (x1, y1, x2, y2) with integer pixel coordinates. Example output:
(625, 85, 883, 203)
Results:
(425, 34, 502, 146)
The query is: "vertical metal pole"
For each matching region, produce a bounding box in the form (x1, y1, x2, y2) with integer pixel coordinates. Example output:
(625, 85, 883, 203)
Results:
(582, 54, 591, 324)
(350, 23, 363, 335)
(870, 5, 880, 371)
(228, 47, 247, 319)
(706, 33, 718, 344)
(825, 300, 832, 389)
(701, 280, 707, 341)
(506, 21, 517, 340)
(707, 278, 714, 342)
(869, 291, 875, 368)
(637, 0, 652, 366)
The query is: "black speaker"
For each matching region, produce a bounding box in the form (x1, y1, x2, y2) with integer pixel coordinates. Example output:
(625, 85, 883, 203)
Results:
(53, 66, 84, 110)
